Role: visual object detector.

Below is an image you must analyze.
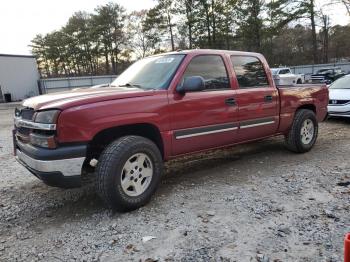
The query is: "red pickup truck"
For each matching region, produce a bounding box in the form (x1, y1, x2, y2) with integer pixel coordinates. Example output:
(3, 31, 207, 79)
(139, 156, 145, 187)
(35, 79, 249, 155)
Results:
(14, 50, 328, 211)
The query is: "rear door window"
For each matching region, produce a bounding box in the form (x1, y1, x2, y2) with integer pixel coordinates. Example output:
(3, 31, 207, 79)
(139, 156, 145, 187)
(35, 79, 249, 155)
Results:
(231, 56, 269, 88)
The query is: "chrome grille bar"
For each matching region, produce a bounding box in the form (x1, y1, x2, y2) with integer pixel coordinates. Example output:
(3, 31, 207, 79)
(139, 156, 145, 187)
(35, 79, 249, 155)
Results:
(14, 117, 56, 131)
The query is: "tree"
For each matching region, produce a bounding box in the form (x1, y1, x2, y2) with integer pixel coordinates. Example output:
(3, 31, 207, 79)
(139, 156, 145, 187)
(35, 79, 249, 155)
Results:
(157, 0, 176, 51)
(264, 0, 306, 64)
(128, 10, 160, 58)
(331, 0, 350, 14)
(31, 0, 350, 78)
(328, 25, 350, 61)
(63, 12, 95, 75)
(200, 0, 213, 47)
(301, 0, 319, 63)
(236, 0, 265, 52)
(92, 2, 127, 74)
(142, 7, 167, 52)
(30, 34, 50, 77)
(320, 13, 331, 63)
(270, 24, 314, 66)
(212, 0, 242, 50)
(343, 0, 350, 13)
(176, 0, 196, 49)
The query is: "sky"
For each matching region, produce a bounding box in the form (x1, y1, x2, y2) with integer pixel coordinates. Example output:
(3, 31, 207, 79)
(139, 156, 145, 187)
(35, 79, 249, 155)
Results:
(0, 0, 349, 56)
(0, 0, 156, 55)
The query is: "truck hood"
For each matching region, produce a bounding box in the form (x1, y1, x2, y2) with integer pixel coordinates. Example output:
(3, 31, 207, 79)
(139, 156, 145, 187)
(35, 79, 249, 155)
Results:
(312, 73, 328, 76)
(329, 88, 350, 100)
(23, 86, 155, 111)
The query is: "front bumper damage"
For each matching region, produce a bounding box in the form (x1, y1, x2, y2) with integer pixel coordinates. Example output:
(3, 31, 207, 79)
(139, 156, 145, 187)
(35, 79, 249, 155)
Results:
(15, 140, 86, 188)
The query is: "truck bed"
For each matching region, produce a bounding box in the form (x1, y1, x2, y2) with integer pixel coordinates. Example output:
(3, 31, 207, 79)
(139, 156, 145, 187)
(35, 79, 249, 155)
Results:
(276, 84, 329, 133)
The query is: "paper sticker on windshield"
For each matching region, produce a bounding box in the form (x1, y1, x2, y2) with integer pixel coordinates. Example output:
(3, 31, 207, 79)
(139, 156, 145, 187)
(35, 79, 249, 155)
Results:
(155, 58, 175, 64)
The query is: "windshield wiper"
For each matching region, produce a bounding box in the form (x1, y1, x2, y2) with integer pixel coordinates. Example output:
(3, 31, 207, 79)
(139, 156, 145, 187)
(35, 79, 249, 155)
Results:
(118, 83, 143, 89)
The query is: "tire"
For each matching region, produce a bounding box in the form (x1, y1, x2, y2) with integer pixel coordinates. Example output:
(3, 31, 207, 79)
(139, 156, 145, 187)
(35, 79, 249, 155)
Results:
(297, 79, 302, 84)
(95, 136, 163, 211)
(285, 109, 318, 153)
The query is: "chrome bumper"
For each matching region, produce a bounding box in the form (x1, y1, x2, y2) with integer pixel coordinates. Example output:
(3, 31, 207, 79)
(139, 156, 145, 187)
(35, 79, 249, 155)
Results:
(16, 149, 85, 177)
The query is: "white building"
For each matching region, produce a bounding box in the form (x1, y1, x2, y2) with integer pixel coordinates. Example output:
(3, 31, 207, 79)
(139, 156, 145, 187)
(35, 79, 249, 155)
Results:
(0, 54, 40, 102)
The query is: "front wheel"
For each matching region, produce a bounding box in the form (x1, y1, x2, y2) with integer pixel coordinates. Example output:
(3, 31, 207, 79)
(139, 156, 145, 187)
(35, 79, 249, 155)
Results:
(285, 109, 318, 153)
(95, 136, 163, 211)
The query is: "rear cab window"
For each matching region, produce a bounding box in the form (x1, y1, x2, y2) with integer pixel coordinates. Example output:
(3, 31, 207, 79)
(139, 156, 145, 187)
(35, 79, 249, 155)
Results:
(279, 69, 291, 74)
(230, 56, 270, 89)
(182, 55, 230, 91)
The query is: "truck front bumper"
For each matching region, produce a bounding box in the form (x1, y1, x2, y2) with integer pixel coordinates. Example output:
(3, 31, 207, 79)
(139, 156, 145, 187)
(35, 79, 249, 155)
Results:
(15, 141, 87, 188)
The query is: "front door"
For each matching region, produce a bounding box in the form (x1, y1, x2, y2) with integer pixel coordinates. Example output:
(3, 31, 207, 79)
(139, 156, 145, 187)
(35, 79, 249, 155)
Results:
(230, 55, 279, 141)
(169, 54, 239, 156)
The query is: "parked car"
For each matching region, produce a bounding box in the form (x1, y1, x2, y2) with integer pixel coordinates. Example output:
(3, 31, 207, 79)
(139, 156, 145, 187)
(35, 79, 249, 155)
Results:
(311, 67, 346, 85)
(13, 50, 329, 211)
(327, 75, 350, 117)
(271, 67, 305, 85)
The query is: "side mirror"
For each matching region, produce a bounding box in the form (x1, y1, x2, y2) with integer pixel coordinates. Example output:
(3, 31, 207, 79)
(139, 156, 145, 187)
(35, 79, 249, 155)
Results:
(177, 76, 205, 94)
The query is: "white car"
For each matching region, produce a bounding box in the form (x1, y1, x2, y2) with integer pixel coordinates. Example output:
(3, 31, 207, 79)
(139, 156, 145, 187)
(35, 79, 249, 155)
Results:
(328, 75, 350, 117)
(271, 68, 305, 85)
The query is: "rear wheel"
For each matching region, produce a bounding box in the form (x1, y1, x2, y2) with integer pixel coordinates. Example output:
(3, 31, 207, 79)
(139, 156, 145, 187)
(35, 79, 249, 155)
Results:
(285, 109, 318, 153)
(96, 136, 163, 211)
(297, 79, 302, 84)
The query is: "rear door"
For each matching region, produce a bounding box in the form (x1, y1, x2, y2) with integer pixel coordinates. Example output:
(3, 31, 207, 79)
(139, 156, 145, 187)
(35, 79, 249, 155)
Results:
(230, 55, 279, 141)
(169, 54, 239, 156)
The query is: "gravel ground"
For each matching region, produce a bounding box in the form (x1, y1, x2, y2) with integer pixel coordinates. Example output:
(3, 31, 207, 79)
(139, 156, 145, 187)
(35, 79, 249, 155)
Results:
(1, 108, 350, 262)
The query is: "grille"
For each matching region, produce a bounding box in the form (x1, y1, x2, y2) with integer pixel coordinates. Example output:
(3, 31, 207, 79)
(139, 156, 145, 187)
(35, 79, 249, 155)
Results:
(311, 76, 325, 84)
(15, 107, 35, 143)
(19, 108, 35, 120)
(329, 100, 350, 105)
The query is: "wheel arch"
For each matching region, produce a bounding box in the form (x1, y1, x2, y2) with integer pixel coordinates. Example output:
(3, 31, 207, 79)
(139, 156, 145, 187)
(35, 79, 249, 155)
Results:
(296, 104, 316, 114)
(86, 123, 164, 162)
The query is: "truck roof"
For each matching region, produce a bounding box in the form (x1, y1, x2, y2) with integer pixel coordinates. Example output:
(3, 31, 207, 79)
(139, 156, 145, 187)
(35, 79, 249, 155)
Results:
(159, 49, 265, 58)
(271, 67, 290, 70)
(319, 67, 341, 70)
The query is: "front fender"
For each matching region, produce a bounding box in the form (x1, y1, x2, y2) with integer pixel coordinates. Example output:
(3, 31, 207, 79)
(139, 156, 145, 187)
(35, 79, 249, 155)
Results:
(56, 93, 169, 143)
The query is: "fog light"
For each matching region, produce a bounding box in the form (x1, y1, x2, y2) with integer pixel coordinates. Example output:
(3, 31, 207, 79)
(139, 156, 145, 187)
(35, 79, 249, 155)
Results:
(29, 133, 57, 149)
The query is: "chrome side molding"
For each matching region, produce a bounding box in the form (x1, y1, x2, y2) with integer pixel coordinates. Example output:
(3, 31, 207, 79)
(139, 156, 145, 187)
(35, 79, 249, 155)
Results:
(174, 123, 239, 140)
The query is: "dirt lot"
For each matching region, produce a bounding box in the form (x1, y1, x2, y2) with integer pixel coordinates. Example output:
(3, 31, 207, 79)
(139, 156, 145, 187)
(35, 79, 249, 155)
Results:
(1, 108, 350, 262)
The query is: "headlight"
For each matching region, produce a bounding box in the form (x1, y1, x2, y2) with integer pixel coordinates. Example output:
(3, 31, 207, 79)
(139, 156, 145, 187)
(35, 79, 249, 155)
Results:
(34, 110, 60, 124)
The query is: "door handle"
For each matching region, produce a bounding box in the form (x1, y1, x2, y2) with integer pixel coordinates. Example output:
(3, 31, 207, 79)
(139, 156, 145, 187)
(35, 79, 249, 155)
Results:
(264, 95, 273, 102)
(225, 98, 236, 106)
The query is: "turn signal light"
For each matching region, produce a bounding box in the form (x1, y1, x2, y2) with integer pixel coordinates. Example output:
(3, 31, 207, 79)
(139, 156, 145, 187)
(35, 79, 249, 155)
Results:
(29, 133, 57, 149)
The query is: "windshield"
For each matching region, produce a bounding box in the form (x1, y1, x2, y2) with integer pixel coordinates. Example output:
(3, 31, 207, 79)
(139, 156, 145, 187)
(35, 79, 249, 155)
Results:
(271, 69, 279, 75)
(112, 54, 185, 90)
(329, 76, 350, 89)
(317, 69, 332, 74)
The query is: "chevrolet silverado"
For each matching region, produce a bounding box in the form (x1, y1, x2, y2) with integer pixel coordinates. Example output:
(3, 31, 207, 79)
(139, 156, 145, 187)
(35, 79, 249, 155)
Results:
(14, 50, 329, 211)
